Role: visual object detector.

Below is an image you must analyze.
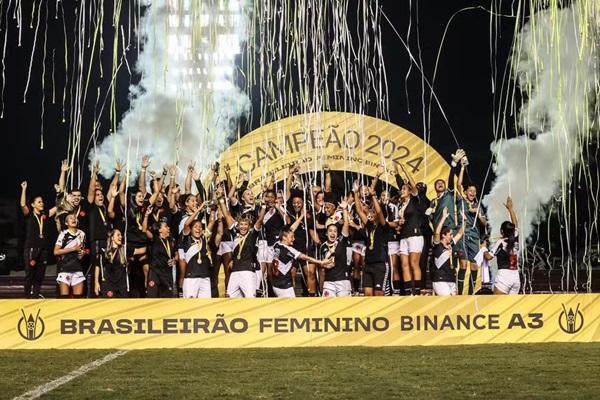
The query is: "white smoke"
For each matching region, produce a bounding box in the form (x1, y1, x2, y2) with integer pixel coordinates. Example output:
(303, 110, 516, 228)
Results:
(91, 0, 250, 179)
(483, 2, 600, 240)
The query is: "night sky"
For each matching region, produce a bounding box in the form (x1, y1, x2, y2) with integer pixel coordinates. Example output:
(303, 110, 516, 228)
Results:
(0, 0, 520, 204)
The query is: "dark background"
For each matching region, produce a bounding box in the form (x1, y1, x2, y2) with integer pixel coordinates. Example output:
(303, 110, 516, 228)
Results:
(0, 1, 521, 238)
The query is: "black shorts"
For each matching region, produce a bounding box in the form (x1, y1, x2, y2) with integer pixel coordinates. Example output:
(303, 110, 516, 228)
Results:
(362, 263, 388, 291)
(147, 268, 174, 298)
(102, 284, 128, 298)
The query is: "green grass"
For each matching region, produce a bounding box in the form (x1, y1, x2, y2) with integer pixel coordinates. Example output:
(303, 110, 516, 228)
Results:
(1, 343, 599, 399)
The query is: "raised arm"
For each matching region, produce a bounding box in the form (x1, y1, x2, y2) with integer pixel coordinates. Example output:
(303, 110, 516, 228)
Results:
(184, 162, 194, 194)
(433, 207, 450, 243)
(142, 207, 153, 240)
(107, 187, 118, 219)
(20, 181, 29, 216)
(289, 209, 305, 232)
(399, 164, 418, 196)
(448, 149, 465, 191)
(370, 165, 384, 193)
(340, 200, 350, 237)
(455, 160, 466, 199)
(370, 187, 387, 226)
(324, 165, 332, 193)
(353, 183, 368, 226)
(218, 198, 236, 229)
(139, 155, 150, 196)
(504, 196, 518, 227)
(254, 203, 268, 231)
(118, 171, 127, 206)
(285, 164, 297, 200)
(58, 159, 69, 194)
(107, 160, 124, 203)
(87, 160, 99, 204)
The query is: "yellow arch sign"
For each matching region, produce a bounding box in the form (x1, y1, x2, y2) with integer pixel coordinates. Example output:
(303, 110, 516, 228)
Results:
(219, 112, 449, 198)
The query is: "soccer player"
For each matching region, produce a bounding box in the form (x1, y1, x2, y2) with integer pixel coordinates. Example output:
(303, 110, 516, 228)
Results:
(94, 229, 145, 298)
(256, 189, 285, 292)
(395, 163, 427, 295)
(353, 185, 390, 296)
(220, 198, 263, 298)
(54, 214, 87, 298)
(490, 196, 520, 295)
(455, 157, 488, 295)
(20, 181, 56, 298)
(271, 226, 333, 298)
(319, 200, 352, 297)
(178, 217, 216, 298)
(143, 207, 179, 298)
(431, 207, 465, 296)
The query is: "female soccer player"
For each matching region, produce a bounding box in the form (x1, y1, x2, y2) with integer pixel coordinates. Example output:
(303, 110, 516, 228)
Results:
(490, 196, 520, 294)
(271, 226, 333, 298)
(353, 185, 390, 296)
(94, 229, 145, 298)
(395, 164, 427, 295)
(143, 207, 178, 298)
(431, 207, 465, 296)
(54, 214, 87, 298)
(319, 200, 352, 297)
(178, 217, 217, 298)
(455, 156, 488, 295)
(20, 181, 57, 298)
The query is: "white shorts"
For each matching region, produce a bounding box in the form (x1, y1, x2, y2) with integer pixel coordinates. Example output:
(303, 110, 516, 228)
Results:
(351, 241, 366, 256)
(399, 236, 424, 255)
(432, 281, 457, 296)
(323, 280, 352, 297)
(217, 240, 235, 256)
(257, 240, 274, 263)
(56, 271, 85, 286)
(388, 241, 401, 256)
(182, 277, 211, 298)
(494, 269, 520, 294)
(227, 271, 257, 298)
(273, 286, 295, 298)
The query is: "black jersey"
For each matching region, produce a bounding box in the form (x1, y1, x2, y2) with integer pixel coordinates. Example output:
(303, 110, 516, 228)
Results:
(490, 229, 519, 270)
(271, 242, 301, 289)
(148, 206, 172, 230)
(287, 210, 313, 252)
(178, 234, 212, 278)
(260, 207, 284, 245)
(398, 196, 426, 239)
(97, 246, 133, 287)
(431, 241, 457, 282)
(126, 206, 147, 247)
(318, 234, 351, 282)
(363, 221, 390, 265)
(231, 201, 258, 220)
(229, 226, 259, 272)
(150, 236, 176, 271)
(88, 203, 110, 242)
(55, 229, 86, 273)
(23, 211, 52, 249)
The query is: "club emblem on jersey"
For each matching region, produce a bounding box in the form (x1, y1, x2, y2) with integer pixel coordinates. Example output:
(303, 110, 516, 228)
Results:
(17, 309, 45, 341)
(558, 303, 584, 334)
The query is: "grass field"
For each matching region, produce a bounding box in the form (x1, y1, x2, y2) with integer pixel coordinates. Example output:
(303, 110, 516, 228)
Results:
(1, 343, 599, 399)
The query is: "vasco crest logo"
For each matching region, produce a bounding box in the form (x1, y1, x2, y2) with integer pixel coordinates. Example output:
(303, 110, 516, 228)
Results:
(558, 303, 584, 334)
(17, 309, 45, 341)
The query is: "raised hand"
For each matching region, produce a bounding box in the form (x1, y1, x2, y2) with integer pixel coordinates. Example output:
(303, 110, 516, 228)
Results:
(145, 206, 153, 216)
(452, 149, 466, 164)
(115, 159, 125, 172)
(60, 159, 70, 173)
(504, 196, 513, 210)
(21, 181, 28, 190)
(376, 165, 385, 177)
(352, 180, 360, 193)
(224, 163, 231, 173)
(323, 164, 330, 172)
(149, 170, 156, 179)
(339, 200, 348, 210)
(141, 155, 151, 169)
(442, 206, 449, 219)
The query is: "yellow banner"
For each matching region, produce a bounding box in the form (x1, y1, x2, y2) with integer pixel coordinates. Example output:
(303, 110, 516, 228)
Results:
(0, 295, 597, 349)
(219, 112, 449, 199)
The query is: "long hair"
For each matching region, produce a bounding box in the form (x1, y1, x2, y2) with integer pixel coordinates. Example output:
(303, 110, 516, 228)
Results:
(500, 221, 516, 254)
(105, 229, 126, 265)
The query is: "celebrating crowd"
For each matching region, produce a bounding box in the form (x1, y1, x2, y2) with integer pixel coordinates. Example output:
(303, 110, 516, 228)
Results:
(17, 149, 520, 299)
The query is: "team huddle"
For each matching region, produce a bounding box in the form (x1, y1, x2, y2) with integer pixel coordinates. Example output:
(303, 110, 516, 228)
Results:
(18, 148, 520, 299)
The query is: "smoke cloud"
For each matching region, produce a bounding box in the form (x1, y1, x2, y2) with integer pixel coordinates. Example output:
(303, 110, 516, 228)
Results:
(90, 0, 250, 180)
(483, 2, 600, 240)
